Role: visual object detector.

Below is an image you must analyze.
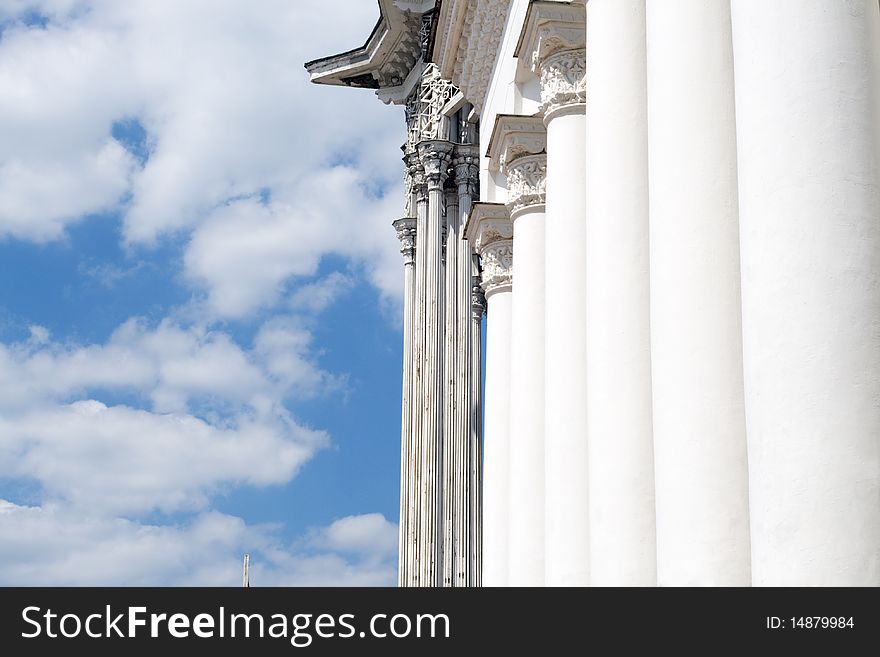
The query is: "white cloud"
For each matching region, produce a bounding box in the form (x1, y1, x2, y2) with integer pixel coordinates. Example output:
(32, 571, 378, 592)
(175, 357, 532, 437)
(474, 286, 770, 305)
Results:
(0, 401, 321, 514)
(0, 0, 404, 585)
(0, 0, 407, 316)
(0, 317, 339, 514)
(0, 501, 396, 586)
(306, 513, 399, 557)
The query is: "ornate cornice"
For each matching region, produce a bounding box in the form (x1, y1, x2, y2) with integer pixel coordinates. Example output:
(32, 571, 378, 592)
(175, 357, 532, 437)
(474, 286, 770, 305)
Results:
(465, 202, 513, 297)
(433, 0, 513, 114)
(305, 0, 434, 98)
(392, 217, 418, 265)
(515, 0, 586, 120)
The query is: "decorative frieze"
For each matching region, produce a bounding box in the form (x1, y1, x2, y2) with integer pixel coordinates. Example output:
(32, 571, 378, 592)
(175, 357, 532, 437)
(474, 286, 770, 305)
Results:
(432, 1, 513, 114)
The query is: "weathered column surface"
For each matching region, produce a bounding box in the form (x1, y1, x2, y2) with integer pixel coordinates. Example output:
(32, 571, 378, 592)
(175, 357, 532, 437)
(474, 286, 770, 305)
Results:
(393, 216, 417, 587)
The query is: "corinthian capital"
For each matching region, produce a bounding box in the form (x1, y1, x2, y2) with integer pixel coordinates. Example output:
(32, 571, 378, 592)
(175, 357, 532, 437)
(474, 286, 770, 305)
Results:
(516, 0, 586, 120)
(539, 48, 585, 119)
(471, 275, 488, 320)
(453, 144, 480, 195)
(487, 114, 547, 219)
(465, 202, 514, 298)
(417, 140, 454, 191)
(392, 217, 417, 266)
(505, 154, 547, 217)
(404, 150, 428, 204)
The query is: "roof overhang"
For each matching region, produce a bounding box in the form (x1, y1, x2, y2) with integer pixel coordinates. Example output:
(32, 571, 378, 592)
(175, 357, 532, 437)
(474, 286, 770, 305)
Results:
(304, 0, 436, 93)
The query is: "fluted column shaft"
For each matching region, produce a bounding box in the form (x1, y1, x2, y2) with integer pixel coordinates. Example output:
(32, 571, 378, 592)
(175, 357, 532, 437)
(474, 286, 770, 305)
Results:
(469, 271, 486, 587)
(442, 182, 460, 587)
(417, 140, 453, 586)
(455, 146, 479, 586)
(407, 154, 428, 586)
(393, 217, 417, 587)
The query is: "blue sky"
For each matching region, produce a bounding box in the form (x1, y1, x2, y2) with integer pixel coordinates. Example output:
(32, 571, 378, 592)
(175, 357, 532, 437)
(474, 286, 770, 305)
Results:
(0, 0, 408, 585)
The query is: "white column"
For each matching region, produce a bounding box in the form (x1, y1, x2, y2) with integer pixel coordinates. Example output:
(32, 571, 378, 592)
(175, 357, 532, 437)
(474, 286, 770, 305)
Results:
(520, 2, 589, 586)
(455, 143, 481, 587)
(466, 202, 514, 587)
(406, 152, 427, 587)
(489, 115, 547, 586)
(393, 217, 417, 587)
(442, 173, 460, 587)
(645, 0, 751, 585)
(584, 0, 656, 586)
(731, 0, 880, 586)
(417, 139, 453, 586)
(469, 269, 485, 587)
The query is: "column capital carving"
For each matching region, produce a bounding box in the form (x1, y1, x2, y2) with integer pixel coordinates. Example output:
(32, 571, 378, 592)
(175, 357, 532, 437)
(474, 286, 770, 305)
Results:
(504, 153, 547, 218)
(472, 274, 488, 320)
(487, 114, 547, 219)
(392, 217, 417, 265)
(515, 1, 586, 120)
(465, 202, 514, 297)
(417, 139, 454, 191)
(453, 143, 480, 194)
(404, 150, 428, 204)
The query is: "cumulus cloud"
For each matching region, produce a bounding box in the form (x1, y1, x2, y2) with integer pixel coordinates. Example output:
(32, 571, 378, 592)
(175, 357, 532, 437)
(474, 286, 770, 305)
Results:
(0, 501, 397, 586)
(0, 318, 338, 514)
(306, 513, 399, 558)
(0, 0, 407, 316)
(0, 0, 402, 586)
(0, 401, 320, 514)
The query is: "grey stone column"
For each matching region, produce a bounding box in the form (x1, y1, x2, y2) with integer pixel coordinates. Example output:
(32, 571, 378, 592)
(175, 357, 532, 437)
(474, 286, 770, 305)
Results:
(417, 139, 453, 586)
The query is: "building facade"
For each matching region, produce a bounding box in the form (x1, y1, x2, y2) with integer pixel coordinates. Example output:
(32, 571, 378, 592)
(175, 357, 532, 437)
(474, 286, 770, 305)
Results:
(307, 0, 880, 587)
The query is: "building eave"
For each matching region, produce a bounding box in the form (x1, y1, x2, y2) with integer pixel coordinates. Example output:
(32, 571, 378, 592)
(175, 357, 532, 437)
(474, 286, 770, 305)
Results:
(303, 0, 436, 92)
